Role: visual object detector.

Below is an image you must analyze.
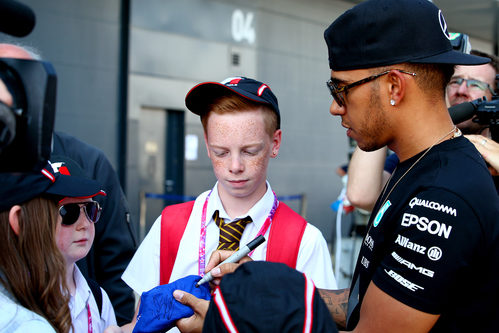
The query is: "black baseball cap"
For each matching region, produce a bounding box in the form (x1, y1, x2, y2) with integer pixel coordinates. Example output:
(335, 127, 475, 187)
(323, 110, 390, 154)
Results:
(0, 157, 105, 212)
(185, 76, 281, 129)
(203, 261, 338, 333)
(324, 0, 490, 71)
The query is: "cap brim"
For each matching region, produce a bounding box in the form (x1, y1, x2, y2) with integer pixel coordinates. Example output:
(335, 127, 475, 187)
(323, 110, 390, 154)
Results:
(408, 50, 490, 65)
(185, 82, 272, 115)
(46, 173, 106, 199)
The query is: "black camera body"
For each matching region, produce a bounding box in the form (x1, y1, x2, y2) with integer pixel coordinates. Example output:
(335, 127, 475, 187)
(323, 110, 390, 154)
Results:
(449, 93, 499, 142)
(471, 96, 499, 126)
(0, 58, 57, 172)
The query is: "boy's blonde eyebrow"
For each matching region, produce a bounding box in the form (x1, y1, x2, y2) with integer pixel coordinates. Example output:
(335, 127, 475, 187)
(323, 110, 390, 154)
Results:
(208, 142, 265, 150)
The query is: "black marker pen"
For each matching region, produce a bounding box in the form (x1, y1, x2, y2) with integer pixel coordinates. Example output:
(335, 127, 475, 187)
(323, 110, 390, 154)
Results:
(196, 235, 266, 287)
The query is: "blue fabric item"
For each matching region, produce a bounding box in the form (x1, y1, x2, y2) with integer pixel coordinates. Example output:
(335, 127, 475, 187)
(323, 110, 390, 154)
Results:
(133, 275, 211, 333)
(330, 199, 341, 212)
(384, 153, 399, 174)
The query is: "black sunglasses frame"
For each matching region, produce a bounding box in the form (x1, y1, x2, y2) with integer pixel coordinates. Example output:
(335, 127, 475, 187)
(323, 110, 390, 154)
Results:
(326, 69, 417, 107)
(59, 201, 101, 226)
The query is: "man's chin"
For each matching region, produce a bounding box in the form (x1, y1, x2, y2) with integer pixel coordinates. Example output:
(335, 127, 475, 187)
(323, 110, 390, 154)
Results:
(450, 98, 472, 107)
(357, 142, 382, 152)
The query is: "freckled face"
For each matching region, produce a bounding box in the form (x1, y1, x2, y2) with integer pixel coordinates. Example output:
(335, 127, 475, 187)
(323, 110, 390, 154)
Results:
(205, 108, 280, 203)
(56, 197, 95, 265)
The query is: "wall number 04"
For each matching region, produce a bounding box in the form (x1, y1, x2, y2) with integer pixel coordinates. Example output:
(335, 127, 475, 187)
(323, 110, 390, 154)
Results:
(231, 9, 255, 44)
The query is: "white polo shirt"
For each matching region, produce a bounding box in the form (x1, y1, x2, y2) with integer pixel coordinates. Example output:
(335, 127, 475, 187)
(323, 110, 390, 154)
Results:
(69, 265, 117, 333)
(123, 182, 337, 295)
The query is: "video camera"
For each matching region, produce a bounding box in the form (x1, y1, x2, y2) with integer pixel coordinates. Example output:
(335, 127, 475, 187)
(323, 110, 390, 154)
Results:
(449, 85, 499, 142)
(0, 59, 57, 172)
(0, 0, 58, 172)
(447, 32, 499, 142)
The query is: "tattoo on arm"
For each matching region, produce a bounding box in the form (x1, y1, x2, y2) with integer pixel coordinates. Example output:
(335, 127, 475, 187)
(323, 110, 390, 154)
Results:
(318, 288, 349, 329)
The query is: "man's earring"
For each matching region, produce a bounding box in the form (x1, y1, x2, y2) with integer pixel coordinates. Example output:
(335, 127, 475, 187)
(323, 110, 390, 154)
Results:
(390, 99, 396, 106)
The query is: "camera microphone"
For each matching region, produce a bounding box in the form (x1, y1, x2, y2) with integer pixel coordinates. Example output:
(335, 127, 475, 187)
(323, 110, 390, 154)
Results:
(0, 0, 36, 37)
(448, 101, 476, 124)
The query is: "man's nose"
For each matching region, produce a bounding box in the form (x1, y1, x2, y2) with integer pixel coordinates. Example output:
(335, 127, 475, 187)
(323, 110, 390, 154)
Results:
(330, 100, 345, 116)
(456, 80, 469, 95)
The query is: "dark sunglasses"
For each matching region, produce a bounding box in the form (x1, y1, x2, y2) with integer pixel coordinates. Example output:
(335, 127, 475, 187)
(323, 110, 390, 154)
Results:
(59, 201, 101, 226)
(326, 69, 417, 107)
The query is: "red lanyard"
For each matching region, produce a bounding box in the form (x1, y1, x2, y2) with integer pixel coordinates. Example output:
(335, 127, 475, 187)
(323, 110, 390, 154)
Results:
(198, 190, 278, 276)
(87, 303, 93, 333)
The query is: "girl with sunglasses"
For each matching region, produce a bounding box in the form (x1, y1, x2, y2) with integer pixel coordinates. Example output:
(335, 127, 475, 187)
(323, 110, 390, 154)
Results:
(0, 162, 106, 332)
(51, 157, 117, 333)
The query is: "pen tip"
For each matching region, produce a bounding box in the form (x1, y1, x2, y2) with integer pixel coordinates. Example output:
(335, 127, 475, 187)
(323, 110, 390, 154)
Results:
(195, 283, 199, 288)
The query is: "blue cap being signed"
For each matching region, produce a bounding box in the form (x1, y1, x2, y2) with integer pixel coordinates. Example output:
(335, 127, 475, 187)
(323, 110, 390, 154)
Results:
(133, 275, 211, 333)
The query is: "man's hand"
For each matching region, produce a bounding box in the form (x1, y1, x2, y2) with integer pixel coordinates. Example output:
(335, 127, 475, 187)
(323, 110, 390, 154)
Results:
(465, 134, 499, 175)
(173, 290, 210, 333)
(204, 249, 253, 286)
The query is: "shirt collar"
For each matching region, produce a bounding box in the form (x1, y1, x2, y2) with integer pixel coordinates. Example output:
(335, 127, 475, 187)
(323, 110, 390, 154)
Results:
(206, 181, 274, 230)
(70, 265, 92, 317)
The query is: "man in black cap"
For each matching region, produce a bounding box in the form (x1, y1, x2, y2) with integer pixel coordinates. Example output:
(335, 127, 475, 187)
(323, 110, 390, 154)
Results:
(318, 0, 499, 331)
(172, 1, 499, 332)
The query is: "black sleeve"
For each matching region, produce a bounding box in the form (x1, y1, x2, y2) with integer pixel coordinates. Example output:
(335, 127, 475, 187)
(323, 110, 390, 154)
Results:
(372, 188, 482, 314)
(53, 131, 137, 324)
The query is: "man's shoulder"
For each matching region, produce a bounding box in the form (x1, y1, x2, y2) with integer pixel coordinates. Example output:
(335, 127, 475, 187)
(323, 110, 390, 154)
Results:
(439, 136, 489, 175)
(53, 131, 119, 183)
(52, 131, 108, 165)
(53, 131, 103, 153)
(428, 137, 497, 204)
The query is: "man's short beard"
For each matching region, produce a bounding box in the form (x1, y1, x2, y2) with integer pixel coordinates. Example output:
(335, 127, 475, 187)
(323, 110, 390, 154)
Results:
(358, 86, 389, 152)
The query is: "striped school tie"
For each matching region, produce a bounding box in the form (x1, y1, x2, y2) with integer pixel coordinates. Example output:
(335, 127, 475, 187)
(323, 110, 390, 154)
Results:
(214, 210, 252, 251)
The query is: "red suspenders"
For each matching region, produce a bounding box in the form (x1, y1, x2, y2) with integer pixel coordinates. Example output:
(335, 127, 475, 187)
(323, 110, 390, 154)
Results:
(159, 201, 306, 284)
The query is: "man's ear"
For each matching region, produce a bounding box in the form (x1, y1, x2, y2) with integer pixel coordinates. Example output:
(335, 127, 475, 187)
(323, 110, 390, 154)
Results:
(387, 70, 408, 106)
(8, 205, 22, 236)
